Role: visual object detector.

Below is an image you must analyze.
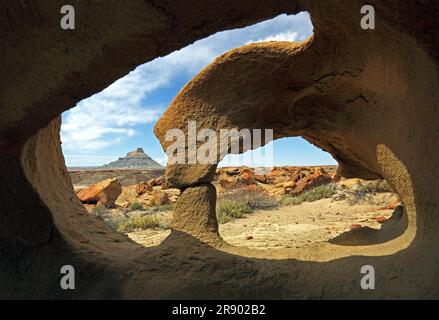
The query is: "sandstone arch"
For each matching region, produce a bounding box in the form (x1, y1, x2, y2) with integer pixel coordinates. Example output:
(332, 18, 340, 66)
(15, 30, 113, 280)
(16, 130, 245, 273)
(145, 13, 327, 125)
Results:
(154, 37, 420, 253)
(1, 0, 439, 298)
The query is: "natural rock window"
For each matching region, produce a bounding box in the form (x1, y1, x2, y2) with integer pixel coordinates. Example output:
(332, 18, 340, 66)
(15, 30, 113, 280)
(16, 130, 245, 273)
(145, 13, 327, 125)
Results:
(3, 1, 436, 299)
(214, 138, 404, 250)
(61, 10, 410, 256)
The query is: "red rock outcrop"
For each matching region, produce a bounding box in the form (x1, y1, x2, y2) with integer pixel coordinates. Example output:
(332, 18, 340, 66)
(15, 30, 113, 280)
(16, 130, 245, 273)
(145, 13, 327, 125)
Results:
(135, 176, 166, 195)
(219, 175, 238, 189)
(216, 166, 335, 197)
(289, 168, 334, 194)
(76, 178, 122, 208)
(135, 182, 153, 196)
(150, 190, 170, 206)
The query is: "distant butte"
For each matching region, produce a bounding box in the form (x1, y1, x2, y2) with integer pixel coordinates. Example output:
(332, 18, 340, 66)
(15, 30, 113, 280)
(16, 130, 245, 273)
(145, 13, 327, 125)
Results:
(101, 148, 164, 170)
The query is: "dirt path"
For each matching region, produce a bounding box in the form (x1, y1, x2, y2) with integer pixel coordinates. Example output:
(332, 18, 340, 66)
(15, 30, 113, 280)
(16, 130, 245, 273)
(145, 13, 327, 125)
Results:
(220, 193, 396, 249)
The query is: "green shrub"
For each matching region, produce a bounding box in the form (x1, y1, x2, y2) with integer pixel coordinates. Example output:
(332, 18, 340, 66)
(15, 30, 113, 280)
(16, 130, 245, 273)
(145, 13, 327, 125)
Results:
(216, 188, 278, 224)
(280, 183, 336, 206)
(158, 221, 171, 230)
(219, 188, 278, 210)
(216, 200, 253, 224)
(333, 180, 393, 205)
(345, 181, 385, 205)
(245, 193, 279, 210)
(128, 201, 144, 211)
(143, 203, 174, 214)
(101, 216, 125, 230)
(300, 183, 337, 201)
(279, 195, 304, 206)
(346, 188, 373, 205)
(116, 214, 161, 233)
(374, 180, 394, 193)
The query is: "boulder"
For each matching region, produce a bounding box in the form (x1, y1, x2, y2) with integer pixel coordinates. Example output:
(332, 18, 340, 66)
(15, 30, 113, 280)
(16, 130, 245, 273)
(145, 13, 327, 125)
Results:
(239, 171, 254, 185)
(135, 182, 153, 195)
(291, 179, 309, 194)
(165, 164, 217, 188)
(376, 216, 388, 224)
(219, 175, 238, 189)
(76, 178, 122, 208)
(148, 176, 165, 187)
(379, 199, 403, 211)
(223, 167, 241, 176)
(150, 190, 169, 206)
(267, 167, 291, 184)
(254, 174, 268, 184)
(289, 169, 333, 195)
(388, 199, 403, 210)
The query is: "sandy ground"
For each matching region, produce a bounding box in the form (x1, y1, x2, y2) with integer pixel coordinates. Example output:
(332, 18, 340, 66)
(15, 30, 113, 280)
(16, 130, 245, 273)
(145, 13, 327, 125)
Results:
(127, 192, 398, 249)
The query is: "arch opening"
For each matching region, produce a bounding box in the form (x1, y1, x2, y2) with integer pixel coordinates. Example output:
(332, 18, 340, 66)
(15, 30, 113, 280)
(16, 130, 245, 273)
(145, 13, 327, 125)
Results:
(215, 137, 406, 251)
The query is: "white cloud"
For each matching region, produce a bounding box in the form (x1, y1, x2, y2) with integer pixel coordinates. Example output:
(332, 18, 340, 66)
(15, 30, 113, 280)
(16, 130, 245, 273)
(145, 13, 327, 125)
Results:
(246, 31, 299, 44)
(156, 12, 313, 75)
(61, 66, 163, 153)
(63, 154, 120, 167)
(61, 98, 160, 153)
(154, 156, 168, 166)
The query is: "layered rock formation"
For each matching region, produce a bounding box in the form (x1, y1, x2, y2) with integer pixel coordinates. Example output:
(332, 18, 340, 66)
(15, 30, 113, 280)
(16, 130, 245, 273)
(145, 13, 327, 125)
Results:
(1, 0, 439, 299)
(101, 148, 163, 170)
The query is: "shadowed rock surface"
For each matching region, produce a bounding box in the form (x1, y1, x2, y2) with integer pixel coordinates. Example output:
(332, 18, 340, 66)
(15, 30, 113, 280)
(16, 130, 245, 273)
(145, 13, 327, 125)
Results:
(1, 0, 439, 299)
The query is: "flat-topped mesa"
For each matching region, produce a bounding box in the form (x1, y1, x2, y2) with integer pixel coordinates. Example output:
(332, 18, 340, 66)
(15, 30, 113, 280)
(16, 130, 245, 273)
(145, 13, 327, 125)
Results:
(101, 148, 164, 170)
(126, 148, 149, 159)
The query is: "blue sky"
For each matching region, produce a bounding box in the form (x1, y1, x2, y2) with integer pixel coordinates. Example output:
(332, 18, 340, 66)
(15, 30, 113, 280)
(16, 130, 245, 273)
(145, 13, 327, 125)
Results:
(61, 12, 336, 167)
